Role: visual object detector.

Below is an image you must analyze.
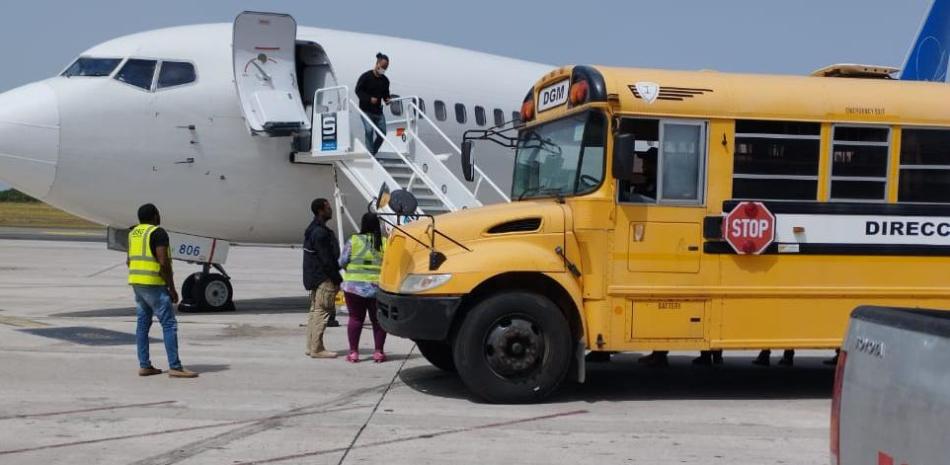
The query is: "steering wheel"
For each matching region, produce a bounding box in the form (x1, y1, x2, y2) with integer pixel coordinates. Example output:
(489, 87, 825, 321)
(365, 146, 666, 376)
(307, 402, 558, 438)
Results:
(579, 174, 600, 188)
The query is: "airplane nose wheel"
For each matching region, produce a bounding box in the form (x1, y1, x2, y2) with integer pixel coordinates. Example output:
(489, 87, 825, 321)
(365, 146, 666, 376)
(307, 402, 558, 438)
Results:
(179, 270, 235, 312)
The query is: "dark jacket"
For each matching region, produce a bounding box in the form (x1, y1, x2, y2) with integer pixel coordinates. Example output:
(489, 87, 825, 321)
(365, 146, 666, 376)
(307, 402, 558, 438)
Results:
(355, 70, 390, 115)
(303, 217, 342, 290)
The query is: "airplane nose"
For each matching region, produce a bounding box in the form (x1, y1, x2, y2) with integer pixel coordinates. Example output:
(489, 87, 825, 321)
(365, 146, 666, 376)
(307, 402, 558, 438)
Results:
(0, 81, 60, 199)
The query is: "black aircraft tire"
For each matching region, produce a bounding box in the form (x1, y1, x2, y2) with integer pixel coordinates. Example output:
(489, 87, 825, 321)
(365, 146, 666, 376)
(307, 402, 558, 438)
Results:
(193, 273, 234, 312)
(415, 339, 456, 372)
(453, 291, 572, 404)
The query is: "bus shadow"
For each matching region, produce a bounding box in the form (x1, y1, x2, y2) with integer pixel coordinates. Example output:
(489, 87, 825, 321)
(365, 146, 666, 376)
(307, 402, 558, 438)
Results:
(398, 353, 834, 404)
(53, 296, 311, 318)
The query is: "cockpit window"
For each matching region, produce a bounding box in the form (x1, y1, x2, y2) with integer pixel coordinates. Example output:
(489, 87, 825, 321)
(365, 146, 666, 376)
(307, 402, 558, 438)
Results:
(115, 59, 157, 90)
(61, 57, 122, 77)
(157, 61, 196, 89)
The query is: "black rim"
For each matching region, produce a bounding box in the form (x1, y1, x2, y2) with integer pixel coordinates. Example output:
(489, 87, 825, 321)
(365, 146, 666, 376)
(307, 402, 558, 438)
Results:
(483, 314, 545, 380)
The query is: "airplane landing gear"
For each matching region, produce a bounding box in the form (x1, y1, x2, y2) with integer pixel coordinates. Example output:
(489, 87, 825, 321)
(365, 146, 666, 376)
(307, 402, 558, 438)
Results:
(179, 264, 235, 312)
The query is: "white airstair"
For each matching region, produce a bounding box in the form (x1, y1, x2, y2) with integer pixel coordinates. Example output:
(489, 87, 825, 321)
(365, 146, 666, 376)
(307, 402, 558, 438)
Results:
(292, 85, 508, 234)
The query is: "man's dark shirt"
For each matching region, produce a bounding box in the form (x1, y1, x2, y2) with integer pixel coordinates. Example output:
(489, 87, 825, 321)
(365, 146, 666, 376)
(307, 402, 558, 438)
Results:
(148, 226, 169, 258)
(303, 217, 342, 290)
(355, 70, 390, 115)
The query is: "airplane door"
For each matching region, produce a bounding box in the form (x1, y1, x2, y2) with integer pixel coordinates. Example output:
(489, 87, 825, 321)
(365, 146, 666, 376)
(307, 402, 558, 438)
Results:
(233, 11, 310, 136)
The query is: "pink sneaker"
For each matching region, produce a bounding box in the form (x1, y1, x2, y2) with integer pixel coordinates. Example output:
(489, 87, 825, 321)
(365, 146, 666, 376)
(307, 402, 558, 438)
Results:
(345, 351, 360, 363)
(372, 351, 386, 363)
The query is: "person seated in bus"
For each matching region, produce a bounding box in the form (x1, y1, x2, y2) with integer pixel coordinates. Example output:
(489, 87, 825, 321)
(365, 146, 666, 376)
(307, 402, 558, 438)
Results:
(753, 349, 794, 366)
(620, 147, 658, 203)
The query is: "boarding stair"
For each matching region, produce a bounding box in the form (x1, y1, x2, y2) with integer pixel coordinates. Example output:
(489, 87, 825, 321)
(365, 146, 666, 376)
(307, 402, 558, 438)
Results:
(292, 85, 508, 234)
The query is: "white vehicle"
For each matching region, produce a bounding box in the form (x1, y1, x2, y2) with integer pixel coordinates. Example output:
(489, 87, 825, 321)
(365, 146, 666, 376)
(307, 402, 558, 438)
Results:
(831, 306, 950, 465)
(0, 11, 549, 310)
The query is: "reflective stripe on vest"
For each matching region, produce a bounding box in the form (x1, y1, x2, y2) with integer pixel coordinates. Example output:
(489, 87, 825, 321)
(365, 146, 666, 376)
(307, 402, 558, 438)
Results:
(342, 234, 383, 283)
(128, 224, 166, 286)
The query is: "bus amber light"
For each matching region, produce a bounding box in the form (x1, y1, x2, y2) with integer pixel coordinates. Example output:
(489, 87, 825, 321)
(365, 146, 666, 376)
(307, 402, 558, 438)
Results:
(570, 80, 589, 105)
(521, 100, 535, 121)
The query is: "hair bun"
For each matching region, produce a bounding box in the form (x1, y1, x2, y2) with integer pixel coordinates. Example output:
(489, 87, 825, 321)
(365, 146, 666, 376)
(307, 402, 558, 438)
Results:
(376, 52, 389, 61)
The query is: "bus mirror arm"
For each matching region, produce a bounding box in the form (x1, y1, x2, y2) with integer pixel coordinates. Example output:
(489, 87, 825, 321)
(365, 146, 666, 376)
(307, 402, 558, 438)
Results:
(613, 133, 636, 181)
(555, 246, 581, 278)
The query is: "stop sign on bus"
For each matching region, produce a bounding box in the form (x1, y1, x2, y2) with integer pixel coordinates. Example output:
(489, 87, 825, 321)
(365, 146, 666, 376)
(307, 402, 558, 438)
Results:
(723, 201, 776, 255)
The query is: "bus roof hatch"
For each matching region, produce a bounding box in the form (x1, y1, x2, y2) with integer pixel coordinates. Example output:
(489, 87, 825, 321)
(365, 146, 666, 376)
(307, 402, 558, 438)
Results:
(810, 63, 899, 79)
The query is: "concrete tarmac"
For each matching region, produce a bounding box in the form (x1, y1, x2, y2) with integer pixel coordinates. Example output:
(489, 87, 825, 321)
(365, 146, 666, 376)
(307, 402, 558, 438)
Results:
(0, 239, 833, 464)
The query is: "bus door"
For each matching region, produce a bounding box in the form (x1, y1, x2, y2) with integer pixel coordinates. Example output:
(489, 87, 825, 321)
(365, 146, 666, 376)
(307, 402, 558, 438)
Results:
(611, 118, 709, 341)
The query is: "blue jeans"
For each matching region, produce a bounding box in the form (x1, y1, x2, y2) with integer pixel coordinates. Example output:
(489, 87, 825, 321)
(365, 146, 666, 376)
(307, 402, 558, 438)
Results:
(133, 285, 181, 369)
(362, 112, 386, 155)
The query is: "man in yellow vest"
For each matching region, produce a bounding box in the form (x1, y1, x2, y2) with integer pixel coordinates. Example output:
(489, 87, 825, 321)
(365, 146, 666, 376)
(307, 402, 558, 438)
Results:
(128, 204, 197, 378)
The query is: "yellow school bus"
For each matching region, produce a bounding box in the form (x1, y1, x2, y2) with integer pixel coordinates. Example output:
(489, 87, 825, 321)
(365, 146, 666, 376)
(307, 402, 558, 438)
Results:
(376, 63, 950, 403)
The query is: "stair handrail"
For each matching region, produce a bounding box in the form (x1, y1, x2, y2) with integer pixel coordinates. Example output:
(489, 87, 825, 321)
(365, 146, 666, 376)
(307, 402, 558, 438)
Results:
(406, 101, 510, 202)
(346, 97, 458, 211)
(312, 85, 350, 118)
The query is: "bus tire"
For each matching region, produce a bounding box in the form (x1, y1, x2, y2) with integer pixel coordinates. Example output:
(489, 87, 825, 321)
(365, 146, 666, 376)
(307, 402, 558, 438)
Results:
(453, 291, 572, 404)
(415, 340, 456, 372)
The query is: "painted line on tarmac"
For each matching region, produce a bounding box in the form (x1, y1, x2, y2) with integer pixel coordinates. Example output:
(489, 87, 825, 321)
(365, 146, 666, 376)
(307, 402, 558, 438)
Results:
(336, 344, 416, 465)
(0, 404, 370, 457)
(235, 408, 591, 465)
(128, 380, 395, 465)
(0, 315, 49, 328)
(0, 400, 175, 420)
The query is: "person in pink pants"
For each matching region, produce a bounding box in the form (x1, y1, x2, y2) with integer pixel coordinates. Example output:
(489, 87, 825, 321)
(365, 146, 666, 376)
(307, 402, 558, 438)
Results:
(339, 212, 387, 363)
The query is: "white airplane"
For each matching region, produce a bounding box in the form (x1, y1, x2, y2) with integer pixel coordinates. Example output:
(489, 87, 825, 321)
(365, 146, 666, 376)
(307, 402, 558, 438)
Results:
(0, 12, 549, 310)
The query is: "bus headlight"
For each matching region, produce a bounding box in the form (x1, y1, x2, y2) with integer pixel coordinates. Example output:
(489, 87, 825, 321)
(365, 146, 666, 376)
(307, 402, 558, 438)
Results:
(400, 273, 452, 294)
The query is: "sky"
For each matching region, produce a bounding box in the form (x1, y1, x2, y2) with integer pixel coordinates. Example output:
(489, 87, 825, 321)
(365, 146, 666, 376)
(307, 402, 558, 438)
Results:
(0, 0, 934, 191)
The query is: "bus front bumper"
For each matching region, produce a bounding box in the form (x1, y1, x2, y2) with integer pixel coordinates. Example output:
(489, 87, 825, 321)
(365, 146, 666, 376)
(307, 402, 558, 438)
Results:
(376, 290, 461, 341)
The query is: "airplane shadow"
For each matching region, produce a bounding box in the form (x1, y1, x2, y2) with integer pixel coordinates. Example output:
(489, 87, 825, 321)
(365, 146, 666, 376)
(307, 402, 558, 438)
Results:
(398, 353, 835, 404)
(53, 296, 311, 318)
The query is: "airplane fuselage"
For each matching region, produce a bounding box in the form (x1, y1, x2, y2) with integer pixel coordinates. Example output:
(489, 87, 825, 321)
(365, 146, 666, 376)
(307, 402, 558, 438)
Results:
(0, 23, 548, 243)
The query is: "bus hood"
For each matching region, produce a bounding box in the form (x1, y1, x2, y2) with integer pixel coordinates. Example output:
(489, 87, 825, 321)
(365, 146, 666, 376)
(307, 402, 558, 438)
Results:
(405, 200, 565, 246)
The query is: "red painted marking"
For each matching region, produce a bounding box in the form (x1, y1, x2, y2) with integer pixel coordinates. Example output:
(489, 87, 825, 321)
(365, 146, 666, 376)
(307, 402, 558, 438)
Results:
(207, 238, 217, 264)
(878, 451, 894, 465)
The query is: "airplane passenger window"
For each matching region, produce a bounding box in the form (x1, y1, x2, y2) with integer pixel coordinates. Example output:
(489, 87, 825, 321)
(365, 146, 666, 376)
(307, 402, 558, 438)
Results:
(157, 61, 196, 89)
(435, 100, 447, 121)
(494, 109, 505, 126)
(62, 57, 122, 77)
(390, 100, 403, 116)
(512, 111, 521, 124)
(455, 103, 468, 124)
(417, 98, 426, 114)
(115, 59, 157, 91)
(474, 106, 486, 126)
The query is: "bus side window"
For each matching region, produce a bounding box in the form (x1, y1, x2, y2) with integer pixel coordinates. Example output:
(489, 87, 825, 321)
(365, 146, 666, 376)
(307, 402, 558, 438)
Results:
(434, 100, 447, 121)
(733, 120, 821, 200)
(899, 128, 950, 203)
(617, 119, 660, 204)
(830, 125, 889, 201)
(659, 121, 705, 204)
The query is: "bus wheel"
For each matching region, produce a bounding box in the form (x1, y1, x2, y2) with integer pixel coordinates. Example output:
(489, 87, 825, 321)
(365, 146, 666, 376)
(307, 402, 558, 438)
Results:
(415, 340, 456, 372)
(453, 291, 572, 403)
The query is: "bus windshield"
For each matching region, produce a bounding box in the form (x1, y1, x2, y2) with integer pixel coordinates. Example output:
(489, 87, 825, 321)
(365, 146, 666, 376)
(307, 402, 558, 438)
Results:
(512, 111, 606, 200)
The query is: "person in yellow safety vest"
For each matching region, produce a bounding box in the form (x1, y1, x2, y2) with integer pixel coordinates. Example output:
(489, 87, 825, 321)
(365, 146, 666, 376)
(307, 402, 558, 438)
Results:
(127, 204, 197, 378)
(339, 212, 388, 363)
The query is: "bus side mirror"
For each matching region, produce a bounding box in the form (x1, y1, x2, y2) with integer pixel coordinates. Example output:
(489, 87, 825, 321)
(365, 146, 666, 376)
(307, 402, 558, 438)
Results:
(461, 140, 476, 182)
(612, 133, 636, 181)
